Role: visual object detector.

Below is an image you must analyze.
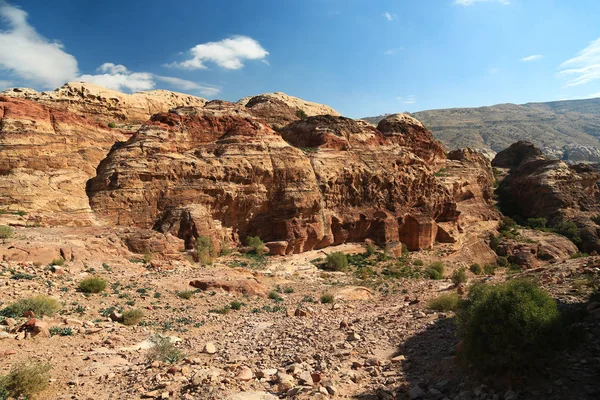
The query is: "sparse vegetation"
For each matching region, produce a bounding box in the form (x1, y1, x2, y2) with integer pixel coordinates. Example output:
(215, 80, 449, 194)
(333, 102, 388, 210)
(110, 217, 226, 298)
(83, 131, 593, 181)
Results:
(268, 291, 283, 302)
(320, 293, 334, 304)
(122, 309, 144, 326)
(78, 276, 107, 294)
(365, 243, 376, 256)
(457, 279, 561, 373)
(0, 360, 52, 399)
(497, 256, 508, 267)
(230, 301, 244, 310)
(49, 326, 73, 337)
(2, 295, 60, 318)
(50, 257, 65, 266)
(0, 225, 14, 239)
(209, 305, 231, 315)
(483, 264, 496, 275)
(324, 252, 348, 271)
(245, 236, 265, 254)
(195, 236, 216, 265)
(427, 292, 461, 312)
(426, 262, 445, 280)
(469, 263, 482, 275)
(571, 252, 590, 259)
(147, 335, 184, 363)
(107, 122, 116, 128)
(176, 290, 194, 300)
(451, 268, 467, 286)
(296, 109, 308, 119)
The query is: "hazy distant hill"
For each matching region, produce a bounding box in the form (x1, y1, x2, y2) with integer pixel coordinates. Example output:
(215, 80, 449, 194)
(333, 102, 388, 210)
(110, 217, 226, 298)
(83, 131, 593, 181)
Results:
(363, 98, 600, 162)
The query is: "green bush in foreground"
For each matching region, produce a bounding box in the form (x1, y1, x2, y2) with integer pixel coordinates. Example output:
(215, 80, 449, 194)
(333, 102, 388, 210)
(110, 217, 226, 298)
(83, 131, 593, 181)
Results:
(78, 276, 107, 293)
(427, 293, 461, 312)
(457, 279, 561, 373)
(3, 295, 60, 318)
(324, 252, 348, 271)
(0, 225, 13, 239)
(147, 335, 184, 364)
(0, 360, 52, 399)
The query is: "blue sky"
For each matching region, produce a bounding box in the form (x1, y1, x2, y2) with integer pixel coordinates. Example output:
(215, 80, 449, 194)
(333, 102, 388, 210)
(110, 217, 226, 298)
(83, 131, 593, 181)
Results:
(1, 0, 599, 117)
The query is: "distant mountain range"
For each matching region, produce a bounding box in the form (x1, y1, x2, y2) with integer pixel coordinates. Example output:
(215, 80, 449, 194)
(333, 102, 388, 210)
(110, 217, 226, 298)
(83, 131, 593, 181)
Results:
(363, 97, 600, 162)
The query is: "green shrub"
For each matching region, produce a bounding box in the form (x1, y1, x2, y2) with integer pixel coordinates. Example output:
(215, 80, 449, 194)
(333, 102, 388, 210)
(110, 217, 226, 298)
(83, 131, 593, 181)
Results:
(3, 295, 60, 318)
(122, 309, 144, 326)
(230, 301, 244, 310)
(0, 225, 13, 239)
(268, 291, 283, 302)
(554, 221, 582, 244)
(320, 293, 334, 304)
(456, 280, 561, 373)
(427, 293, 461, 312)
(497, 256, 508, 267)
(451, 268, 467, 286)
(426, 268, 442, 280)
(296, 109, 308, 119)
(489, 234, 500, 252)
(483, 264, 496, 275)
(526, 217, 547, 230)
(426, 262, 444, 279)
(469, 263, 482, 275)
(49, 326, 73, 336)
(195, 236, 215, 265)
(499, 216, 518, 232)
(209, 306, 230, 314)
(107, 122, 116, 128)
(78, 276, 107, 294)
(283, 287, 294, 294)
(245, 236, 265, 254)
(147, 335, 184, 363)
(413, 259, 424, 266)
(571, 252, 590, 259)
(325, 252, 348, 271)
(176, 290, 194, 300)
(0, 360, 52, 399)
(365, 243, 376, 256)
(50, 258, 65, 266)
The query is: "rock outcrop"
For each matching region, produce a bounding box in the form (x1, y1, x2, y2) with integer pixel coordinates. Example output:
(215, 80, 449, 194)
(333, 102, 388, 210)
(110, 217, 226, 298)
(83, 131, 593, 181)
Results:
(1, 82, 208, 126)
(0, 95, 128, 225)
(237, 92, 340, 129)
(493, 141, 600, 253)
(88, 106, 458, 253)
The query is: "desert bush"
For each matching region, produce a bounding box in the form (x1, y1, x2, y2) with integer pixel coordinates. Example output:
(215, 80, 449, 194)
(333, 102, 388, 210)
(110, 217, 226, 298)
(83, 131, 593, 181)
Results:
(296, 109, 308, 119)
(526, 217, 547, 230)
(320, 293, 334, 304)
(49, 326, 73, 337)
(489, 234, 500, 252)
(0, 225, 13, 239)
(497, 256, 508, 267)
(3, 295, 60, 318)
(427, 293, 461, 312)
(499, 216, 518, 232)
(483, 264, 496, 275)
(195, 236, 215, 265)
(451, 268, 467, 286)
(456, 279, 560, 373)
(0, 360, 52, 399)
(426, 262, 444, 280)
(324, 252, 348, 271)
(50, 258, 64, 266)
(469, 263, 482, 275)
(147, 335, 184, 363)
(413, 259, 424, 266)
(107, 122, 116, 128)
(571, 252, 590, 259)
(176, 291, 194, 300)
(268, 291, 283, 302)
(245, 236, 265, 254)
(554, 221, 582, 244)
(78, 276, 107, 293)
(230, 301, 244, 310)
(365, 243, 376, 256)
(122, 309, 144, 326)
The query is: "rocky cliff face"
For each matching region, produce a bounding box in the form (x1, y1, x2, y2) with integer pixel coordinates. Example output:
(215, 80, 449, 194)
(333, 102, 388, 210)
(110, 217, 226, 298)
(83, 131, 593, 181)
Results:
(87, 104, 458, 254)
(0, 95, 128, 225)
(493, 141, 600, 253)
(1, 82, 208, 126)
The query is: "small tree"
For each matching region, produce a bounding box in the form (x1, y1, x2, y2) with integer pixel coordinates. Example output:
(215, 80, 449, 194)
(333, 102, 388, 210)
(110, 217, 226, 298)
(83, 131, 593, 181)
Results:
(195, 236, 215, 265)
(451, 268, 467, 286)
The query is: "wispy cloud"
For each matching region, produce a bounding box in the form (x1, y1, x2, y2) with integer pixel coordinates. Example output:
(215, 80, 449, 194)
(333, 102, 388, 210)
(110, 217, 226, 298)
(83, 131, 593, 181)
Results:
(559, 38, 600, 87)
(384, 47, 403, 55)
(521, 54, 543, 62)
(454, 0, 509, 6)
(383, 11, 397, 21)
(167, 35, 269, 70)
(0, 0, 78, 88)
(396, 95, 416, 104)
(154, 75, 220, 96)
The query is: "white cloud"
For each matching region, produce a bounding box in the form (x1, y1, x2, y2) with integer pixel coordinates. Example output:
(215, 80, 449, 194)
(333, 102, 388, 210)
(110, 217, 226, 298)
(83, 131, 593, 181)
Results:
(521, 54, 543, 62)
(168, 35, 269, 70)
(154, 76, 221, 96)
(384, 47, 403, 55)
(79, 63, 155, 92)
(0, 79, 12, 89)
(396, 95, 416, 104)
(383, 12, 397, 21)
(559, 38, 600, 88)
(454, 0, 509, 5)
(0, 1, 78, 88)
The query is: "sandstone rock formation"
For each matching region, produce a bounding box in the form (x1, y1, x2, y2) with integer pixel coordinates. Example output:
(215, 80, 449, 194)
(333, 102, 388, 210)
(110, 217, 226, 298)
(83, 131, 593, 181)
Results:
(493, 141, 600, 253)
(0, 95, 128, 225)
(1, 81, 208, 126)
(237, 92, 340, 129)
(88, 106, 458, 253)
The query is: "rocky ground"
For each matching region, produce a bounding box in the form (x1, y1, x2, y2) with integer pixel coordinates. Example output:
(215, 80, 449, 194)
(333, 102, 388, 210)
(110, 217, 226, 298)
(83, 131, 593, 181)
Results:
(1, 228, 598, 400)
